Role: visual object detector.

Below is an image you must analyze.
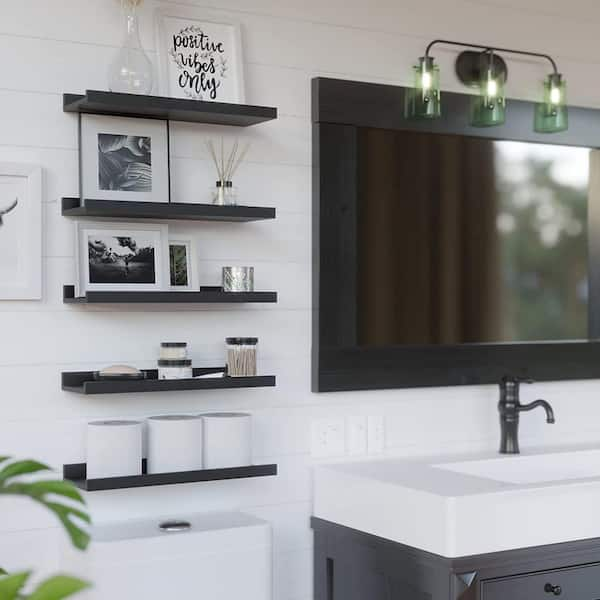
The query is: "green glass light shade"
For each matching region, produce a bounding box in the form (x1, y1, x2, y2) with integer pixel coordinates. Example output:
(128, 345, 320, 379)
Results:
(534, 74, 568, 133)
(470, 58, 506, 127)
(405, 57, 441, 119)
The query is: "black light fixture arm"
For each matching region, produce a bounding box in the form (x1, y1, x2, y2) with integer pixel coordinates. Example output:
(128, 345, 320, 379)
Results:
(424, 39, 559, 75)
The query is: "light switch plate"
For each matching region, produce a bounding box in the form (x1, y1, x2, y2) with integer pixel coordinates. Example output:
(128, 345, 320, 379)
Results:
(367, 415, 385, 454)
(311, 418, 346, 458)
(346, 416, 368, 456)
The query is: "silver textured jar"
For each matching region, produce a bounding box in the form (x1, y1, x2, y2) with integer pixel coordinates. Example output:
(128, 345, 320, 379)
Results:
(223, 267, 254, 292)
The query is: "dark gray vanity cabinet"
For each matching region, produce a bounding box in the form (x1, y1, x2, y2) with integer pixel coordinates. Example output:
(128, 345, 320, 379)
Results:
(312, 518, 600, 600)
(481, 564, 600, 600)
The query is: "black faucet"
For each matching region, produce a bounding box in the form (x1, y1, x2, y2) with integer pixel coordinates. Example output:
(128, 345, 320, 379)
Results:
(498, 377, 555, 454)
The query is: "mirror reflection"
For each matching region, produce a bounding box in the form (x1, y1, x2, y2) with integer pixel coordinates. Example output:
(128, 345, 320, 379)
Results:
(357, 129, 590, 346)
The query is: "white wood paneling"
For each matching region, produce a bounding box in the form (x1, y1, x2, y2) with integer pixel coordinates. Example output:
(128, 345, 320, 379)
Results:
(2, 1, 600, 599)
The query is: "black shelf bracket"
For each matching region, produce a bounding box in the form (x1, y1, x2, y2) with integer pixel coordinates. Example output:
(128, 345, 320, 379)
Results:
(64, 90, 277, 127)
(62, 285, 278, 305)
(61, 198, 276, 223)
(63, 461, 278, 491)
(61, 369, 276, 395)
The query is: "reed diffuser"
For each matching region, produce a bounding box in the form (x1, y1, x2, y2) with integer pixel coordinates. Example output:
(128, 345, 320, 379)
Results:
(206, 139, 251, 206)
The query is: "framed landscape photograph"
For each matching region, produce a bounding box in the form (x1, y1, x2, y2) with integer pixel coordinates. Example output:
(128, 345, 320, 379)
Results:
(76, 221, 169, 294)
(155, 9, 245, 103)
(80, 114, 170, 203)
(0, 163, 42, 300)
(169, 237, 198, 291)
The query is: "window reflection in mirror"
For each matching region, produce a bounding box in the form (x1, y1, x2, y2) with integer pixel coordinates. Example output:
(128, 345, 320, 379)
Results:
(356, 130, 590, 346)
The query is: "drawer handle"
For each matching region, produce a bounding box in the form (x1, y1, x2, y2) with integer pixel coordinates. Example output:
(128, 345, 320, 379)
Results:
(544, 583, 562, 596)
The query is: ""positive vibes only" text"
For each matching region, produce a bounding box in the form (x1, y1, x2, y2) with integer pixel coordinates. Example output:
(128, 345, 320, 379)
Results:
(172, 30, 226, 100)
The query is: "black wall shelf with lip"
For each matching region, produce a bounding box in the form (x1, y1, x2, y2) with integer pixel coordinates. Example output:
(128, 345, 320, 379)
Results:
(63, 90, 278, 126)
(62, 285, 278, 304)
(61, 198, 276, 223)
(61, 369, 276, 395)
(63, 461, 278, 492)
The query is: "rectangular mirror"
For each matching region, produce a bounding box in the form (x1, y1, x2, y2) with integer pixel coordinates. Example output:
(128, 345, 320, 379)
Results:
(313, 78, 600, 392)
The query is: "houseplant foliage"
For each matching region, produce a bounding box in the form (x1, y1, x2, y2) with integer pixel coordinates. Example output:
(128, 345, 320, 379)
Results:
(0, 457, 91, 599)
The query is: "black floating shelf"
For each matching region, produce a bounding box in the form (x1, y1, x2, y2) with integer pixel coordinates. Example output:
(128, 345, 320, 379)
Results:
(62, 368, 276, 395)
(64, 460, 278, 492)
(63, 285, 277, 304)
(61, 198, 276, 222)
(64, 90, 277, 127)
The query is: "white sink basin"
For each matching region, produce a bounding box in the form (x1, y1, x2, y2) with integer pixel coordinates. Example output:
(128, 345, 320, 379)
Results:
(313, 446, 600, 558)
(436, 448, 600, 485)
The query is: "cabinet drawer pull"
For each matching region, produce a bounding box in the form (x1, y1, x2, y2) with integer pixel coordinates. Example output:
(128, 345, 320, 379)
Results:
(544, 583, 562, 596)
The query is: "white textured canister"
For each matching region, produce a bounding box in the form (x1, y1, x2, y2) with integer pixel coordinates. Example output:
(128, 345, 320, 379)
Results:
(147, 415, 203, 474)
(201, 413, 253, 469)
(86, 420, 143, 479)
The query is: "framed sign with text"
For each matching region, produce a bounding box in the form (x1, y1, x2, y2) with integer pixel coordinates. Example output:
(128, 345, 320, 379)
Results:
(156, 9, 245, 104)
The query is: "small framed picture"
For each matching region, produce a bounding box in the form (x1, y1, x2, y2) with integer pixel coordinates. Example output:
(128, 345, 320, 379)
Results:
(76, 221, 169, 294)
(80, 114, 170, 203)
(169, 237, 198, 291)
(0, 163, 42, 300)
(155, 8, 245, 103)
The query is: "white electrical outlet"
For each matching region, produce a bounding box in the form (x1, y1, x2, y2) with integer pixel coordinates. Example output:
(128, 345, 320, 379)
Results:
(367, 415, 385, 454)
(311, 418, 346, 458)
(346, 416, 368, 456)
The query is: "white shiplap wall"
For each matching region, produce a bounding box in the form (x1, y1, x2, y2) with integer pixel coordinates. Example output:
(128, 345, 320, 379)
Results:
(2, 1, 600, 598)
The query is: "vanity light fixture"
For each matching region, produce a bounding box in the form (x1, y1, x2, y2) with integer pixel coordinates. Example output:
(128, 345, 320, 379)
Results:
(407, 39, 568, 133)
(404, 56, 441, 119)
(469, 49, 506, 127)
(534, 72, 568, 133)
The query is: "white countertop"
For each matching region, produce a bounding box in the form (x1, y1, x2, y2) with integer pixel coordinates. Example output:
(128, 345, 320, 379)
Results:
(313, 444, 600, 557)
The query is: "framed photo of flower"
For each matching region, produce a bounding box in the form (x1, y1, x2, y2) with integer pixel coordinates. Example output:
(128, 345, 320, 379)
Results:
(155, 9, 245, 103)
(169, 237, 198, 291)
(75, 221, 170, 294)
(80, 114, 170, 203)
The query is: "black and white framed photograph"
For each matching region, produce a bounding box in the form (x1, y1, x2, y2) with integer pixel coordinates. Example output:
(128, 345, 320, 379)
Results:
(0, 163, 42, 300)
(80, 114, 170, 203)
(155, 9, 245, 103)
(76, 221, 169, 293)
(169, 237, 198, 291)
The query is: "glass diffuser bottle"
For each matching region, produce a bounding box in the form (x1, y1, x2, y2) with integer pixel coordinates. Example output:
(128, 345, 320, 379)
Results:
(108, 0, 153, 95)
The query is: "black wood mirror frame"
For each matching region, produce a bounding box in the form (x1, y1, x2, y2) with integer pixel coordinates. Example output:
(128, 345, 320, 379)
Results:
(312, 77, 600, 392)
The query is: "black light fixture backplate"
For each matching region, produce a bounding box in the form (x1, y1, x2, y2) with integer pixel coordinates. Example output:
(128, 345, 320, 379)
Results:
(455, 50, 508, 87)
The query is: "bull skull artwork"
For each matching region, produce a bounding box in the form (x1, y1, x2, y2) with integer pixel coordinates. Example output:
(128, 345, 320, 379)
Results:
(0, 198, 18, 226)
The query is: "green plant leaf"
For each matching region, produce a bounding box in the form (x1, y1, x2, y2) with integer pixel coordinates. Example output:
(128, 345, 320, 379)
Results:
(0, 477, 90, 551)
(0, 571, 30, 600)
(0, 567, 7, 576)
(27, 575, 90, 600)
(0, 460, 50, 482)
(14, 481, 86, 504)
(43, 502, 91, 550)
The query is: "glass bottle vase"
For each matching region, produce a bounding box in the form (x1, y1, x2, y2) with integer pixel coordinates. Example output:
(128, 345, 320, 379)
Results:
(108, 5, 153, 95)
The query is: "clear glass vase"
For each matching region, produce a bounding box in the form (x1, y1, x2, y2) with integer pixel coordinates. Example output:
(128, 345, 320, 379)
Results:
(108, 5, 153, 95)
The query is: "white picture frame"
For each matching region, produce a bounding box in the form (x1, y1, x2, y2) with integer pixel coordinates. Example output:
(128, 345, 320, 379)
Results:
(155, 8, 245, 104)
(168, 237, 198, 291)
(0, 163, 42, 300)
(80, 114, 170, 204)
(75, 221, 170, 294)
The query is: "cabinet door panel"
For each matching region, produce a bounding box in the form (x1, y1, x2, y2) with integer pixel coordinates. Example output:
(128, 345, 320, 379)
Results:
(482, 562, 600, 600)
